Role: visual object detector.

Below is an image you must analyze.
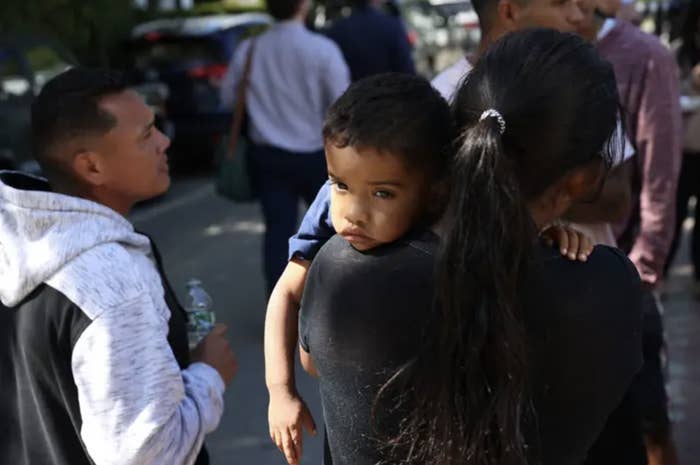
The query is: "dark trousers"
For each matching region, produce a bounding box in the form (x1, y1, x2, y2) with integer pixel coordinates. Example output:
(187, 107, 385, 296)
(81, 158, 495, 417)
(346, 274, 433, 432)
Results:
(584, 290, 668, 465)
(249, 144, 327, 295)
(665, 151, 700, 279)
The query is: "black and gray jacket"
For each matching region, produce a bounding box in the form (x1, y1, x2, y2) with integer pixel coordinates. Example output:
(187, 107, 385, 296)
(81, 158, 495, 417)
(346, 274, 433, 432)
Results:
(0, 172, 224, 465)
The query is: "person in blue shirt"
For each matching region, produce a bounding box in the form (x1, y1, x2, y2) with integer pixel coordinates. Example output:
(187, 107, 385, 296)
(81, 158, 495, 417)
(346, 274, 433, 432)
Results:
(325, 0, 416, 81)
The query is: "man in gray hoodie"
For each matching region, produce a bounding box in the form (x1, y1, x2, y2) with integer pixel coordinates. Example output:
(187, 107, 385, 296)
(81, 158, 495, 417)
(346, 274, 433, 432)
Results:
(0, 68, 236, 465)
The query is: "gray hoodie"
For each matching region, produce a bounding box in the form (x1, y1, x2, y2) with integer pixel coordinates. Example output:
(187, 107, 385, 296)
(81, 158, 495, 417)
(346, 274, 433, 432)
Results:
(0, 171, 224, 465)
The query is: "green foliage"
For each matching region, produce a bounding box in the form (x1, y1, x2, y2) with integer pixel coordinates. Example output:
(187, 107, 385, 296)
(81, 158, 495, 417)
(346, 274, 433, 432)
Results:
(193, 0, 266, 14)
(0, 0, 137, 66)
(0, 0, 269, 66)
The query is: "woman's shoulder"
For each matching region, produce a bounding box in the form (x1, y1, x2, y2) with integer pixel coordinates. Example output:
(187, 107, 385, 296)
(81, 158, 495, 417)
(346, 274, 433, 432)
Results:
(529, 243, 642, 328)
(310, 229, 438, 285)
(581, 244, 641, 293)
(536, 243, 639, 288)
(317, 229, 437, 261)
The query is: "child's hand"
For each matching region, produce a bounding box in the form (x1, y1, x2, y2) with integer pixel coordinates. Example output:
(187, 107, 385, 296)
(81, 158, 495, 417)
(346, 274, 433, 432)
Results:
(540, 224, 593, 262)
(268, 385, 317, 465)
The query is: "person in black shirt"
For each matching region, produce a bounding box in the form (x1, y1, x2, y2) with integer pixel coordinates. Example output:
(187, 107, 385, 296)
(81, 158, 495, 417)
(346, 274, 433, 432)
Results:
(300, 30, 642, 465)
(325, 0, 416, 81)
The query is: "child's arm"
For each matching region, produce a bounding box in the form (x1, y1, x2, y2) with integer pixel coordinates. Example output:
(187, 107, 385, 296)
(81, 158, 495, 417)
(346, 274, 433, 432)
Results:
(300, 345, 318, 378)
(265, 259, 316, 465)
(265, 183, 334, 465)
(288, 182, 335, 262)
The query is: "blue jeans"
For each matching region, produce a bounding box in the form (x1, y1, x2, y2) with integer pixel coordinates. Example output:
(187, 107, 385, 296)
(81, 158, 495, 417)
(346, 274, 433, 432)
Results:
(249, 144, 327, 295)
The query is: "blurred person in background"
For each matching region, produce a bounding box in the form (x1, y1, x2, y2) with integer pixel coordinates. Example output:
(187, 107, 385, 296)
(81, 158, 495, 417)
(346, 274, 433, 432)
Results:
(221, 0, 350, 295)
(665, 0, 700, 294)
(431, 0, 586, 100)
(619, 0, 644, 23)
(576, 1, 683, 464)
(325, 0, 415, 81)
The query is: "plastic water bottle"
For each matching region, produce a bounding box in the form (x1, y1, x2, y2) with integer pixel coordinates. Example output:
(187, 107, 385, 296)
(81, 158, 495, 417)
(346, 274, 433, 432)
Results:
(185, 278, 215, 350)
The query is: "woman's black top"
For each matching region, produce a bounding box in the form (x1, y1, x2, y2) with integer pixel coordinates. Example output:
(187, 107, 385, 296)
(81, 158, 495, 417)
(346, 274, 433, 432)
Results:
(299, 231, 642, 465)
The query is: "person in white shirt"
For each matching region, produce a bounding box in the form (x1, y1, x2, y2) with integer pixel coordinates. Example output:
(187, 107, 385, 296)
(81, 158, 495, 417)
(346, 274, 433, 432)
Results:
(221, 0, 351, 294)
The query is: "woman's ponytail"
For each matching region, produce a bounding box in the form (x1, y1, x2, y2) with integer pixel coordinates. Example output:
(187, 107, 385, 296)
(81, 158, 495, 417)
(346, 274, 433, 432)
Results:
(376, 116, 535, 465)
(376, 29, 622, 465)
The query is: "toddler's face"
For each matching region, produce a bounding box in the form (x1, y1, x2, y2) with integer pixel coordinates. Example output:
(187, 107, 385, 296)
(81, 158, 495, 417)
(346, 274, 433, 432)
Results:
(326, 144, 434, 252)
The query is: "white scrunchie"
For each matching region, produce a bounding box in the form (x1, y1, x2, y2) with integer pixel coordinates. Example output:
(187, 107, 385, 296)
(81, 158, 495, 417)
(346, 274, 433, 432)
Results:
(479, 109, 506, 135)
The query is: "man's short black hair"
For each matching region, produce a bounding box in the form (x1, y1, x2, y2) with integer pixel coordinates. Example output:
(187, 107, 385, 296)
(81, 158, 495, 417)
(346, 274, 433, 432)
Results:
(31, 67, 128, 182)
(323, 73, 454, 176)
(266, 0, 303, 20)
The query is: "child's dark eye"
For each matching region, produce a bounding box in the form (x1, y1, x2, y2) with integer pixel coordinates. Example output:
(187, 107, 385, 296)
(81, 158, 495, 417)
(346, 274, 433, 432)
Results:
(332, 181, 348, 192)
(374, 190, 394, 199)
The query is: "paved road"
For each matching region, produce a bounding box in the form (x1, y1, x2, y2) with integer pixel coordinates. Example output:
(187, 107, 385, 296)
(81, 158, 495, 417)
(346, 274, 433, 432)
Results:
(132, 175, 325, 465)
(132, 174, 699, 465)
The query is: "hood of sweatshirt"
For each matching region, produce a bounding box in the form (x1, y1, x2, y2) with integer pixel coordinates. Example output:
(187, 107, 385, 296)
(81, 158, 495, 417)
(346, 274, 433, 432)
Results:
(0, 171, 152, 307)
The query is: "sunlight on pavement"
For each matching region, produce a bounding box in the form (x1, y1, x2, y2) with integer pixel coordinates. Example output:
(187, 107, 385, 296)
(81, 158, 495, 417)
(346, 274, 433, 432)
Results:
(203, 220, 265, 237)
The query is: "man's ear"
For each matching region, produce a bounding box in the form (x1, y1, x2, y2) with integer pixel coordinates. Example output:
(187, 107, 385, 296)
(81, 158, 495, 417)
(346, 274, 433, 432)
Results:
(72, 150, 108, 187)
(497, 0, 522, 31)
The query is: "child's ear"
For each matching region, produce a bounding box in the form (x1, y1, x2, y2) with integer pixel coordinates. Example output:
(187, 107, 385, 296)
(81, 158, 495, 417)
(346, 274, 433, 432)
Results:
(428, 179, 450, 217)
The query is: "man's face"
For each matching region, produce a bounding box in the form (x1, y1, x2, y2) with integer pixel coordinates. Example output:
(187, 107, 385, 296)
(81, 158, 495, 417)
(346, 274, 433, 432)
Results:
(91, 90, 171, 204)
(596, 0, 620, 16)
(326, 144, 433, 252)
(509, 0, 585, 33)
(576, 0, 599, 40)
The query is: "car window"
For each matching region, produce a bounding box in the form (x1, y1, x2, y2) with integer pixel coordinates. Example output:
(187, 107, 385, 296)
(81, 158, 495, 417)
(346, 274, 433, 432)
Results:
(24, 44, 72, 90)
(131, 38, 222, 69)
(0, 48, 30, 98)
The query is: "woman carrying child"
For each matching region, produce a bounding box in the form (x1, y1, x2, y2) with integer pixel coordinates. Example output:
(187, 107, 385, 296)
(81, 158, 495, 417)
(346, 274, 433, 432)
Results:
(296, 29, 642, 465)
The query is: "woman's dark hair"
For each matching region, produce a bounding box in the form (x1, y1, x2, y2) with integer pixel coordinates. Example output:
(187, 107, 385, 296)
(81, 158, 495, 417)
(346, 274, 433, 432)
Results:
(679, 0, 700, 68)
(376, 29, 620, 465)
(323, 72, 454, 177)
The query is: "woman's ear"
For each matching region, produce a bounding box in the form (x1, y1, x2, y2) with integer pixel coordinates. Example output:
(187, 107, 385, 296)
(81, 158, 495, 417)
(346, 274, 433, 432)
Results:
(566, 161, 607, 202)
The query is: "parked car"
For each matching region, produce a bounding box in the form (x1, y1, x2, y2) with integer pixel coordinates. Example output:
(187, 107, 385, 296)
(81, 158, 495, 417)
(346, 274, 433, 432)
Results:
(0, 34, 75, 173)
(125, 13, 272, 170)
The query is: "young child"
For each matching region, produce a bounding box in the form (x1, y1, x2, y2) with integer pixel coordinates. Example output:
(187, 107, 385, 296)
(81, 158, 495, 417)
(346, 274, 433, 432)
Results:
(264, 73, 593, 465)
